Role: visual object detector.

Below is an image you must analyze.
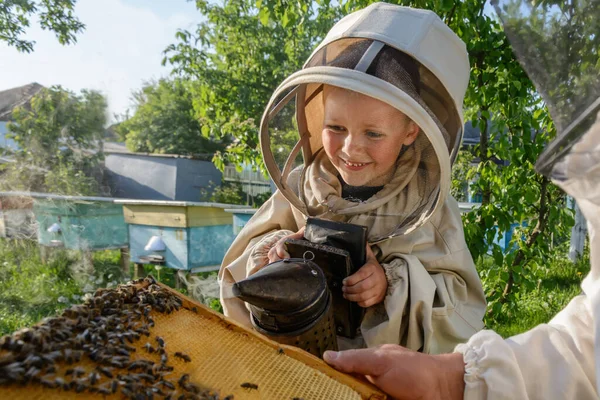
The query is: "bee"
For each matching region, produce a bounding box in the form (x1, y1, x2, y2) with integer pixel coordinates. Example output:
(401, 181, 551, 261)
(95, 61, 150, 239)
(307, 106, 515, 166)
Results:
(40, 378, 58, 389)
(123, 343, 136, 352)
(65, 366, 85, 377)
(150, 386, 166, 396)
(178, 373, 190, 387)
(156, 336, 165, 348)
(97, 386, 112, 395)
(174, 352, 191, 362)
(136, 373, 156, 383)
(89, 371, 101, 385)
(74, 379, 88, 393)
(116, 347, 130, 357)
(278, 348, 285, 355)
(54, 377, 69, 390)
(128, 360, 151, 371)
(182, 382, 201, 394)
(96, 365, 114, 378)
(241, 382, 258, 390)
(23, 353, 42, 368)
(110, 359, 127, 368)
(24, 366, 40, 381)
(144, 342, 156, 353)
(159, 380, 175, 390)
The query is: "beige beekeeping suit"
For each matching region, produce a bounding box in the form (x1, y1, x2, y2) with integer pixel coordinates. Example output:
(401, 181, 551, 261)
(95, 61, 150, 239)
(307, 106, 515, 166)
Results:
(219, 2, 486, 354)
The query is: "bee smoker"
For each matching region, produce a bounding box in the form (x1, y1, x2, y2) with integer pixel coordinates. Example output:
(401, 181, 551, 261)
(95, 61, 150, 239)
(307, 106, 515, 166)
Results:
(232, 256, 338, 358)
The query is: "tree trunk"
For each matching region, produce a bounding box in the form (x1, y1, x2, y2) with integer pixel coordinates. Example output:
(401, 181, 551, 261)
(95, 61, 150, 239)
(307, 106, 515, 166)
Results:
(501, 177, 550, 301)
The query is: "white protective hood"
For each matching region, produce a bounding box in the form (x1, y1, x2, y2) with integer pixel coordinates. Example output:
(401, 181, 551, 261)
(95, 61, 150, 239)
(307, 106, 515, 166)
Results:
(259, 3, 470, 238)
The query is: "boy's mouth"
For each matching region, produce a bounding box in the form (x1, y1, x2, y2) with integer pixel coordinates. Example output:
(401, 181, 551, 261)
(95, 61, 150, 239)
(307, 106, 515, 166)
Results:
(341, 159, 371, 171)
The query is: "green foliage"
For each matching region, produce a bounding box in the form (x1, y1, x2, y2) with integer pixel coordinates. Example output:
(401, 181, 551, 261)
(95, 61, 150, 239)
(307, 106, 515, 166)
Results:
(450, 149, 475, 202)
(1, 86, 106, 195)
(201, 180, 273, 207)
(43, 157, 100, 196)
(337, 0, 575, 313)
(200, 181, 245, 205)
(116, 79, 225, 157)
(208, 298, 223, 314)
(0, 0, 85, 52)
(163, 0, 578, 318)
(483, 244, 589, 337)
(0, 239, 128, 335)
(253, 191, 272, 208)
(0, 237, 586, 337)
(162, 0, 342, 172)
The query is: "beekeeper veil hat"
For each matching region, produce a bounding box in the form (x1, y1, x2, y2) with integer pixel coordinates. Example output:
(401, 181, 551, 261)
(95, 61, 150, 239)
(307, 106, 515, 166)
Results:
(260, 3, 470, 238)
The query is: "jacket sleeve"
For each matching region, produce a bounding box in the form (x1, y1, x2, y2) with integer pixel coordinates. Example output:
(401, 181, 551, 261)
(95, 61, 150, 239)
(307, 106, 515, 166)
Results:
(360, 248, 485, 354)
(360, 197, 487, 354)
(218, 190, 300, 327)
(454, 293, 596, 399)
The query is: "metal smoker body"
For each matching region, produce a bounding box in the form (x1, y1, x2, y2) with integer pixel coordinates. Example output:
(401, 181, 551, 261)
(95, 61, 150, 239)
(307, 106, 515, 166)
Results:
(232, 257, 338, 357)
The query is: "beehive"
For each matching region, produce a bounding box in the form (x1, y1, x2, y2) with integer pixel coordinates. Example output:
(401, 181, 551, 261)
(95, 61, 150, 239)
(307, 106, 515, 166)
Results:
(118, 200, 251, 271)
(35, 196, 128, 251)
(0, 278, 386, 399)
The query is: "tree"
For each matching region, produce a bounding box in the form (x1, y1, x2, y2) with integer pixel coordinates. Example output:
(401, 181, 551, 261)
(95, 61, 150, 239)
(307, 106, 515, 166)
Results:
(116, 79, 224, 157)
(164, 0, 577, 320)
(162, 0, 341, 171)
(1, 86, 107, 195)
(0, 0, 85, 53)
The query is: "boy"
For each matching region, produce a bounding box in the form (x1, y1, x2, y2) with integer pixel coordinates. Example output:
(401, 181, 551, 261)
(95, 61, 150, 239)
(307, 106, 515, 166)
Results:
(219, 3, 486, 354)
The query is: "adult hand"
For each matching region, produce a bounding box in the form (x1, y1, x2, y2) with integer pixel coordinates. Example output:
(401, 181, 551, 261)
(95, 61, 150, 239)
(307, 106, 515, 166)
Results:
(343, 244, 387, 307)
(323, 345, 465, 400)
(267, 226, 306, 263)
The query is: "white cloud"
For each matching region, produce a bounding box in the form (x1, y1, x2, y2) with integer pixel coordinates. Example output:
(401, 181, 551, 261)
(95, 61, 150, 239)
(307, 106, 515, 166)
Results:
(0, 0, 198, 122)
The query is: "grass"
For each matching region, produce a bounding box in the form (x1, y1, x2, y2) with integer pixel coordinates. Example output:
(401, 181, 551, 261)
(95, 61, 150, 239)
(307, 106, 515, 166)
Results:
(0, 238, 220, 336)
(0, 237, 589, 341)
(483, 250, 589, 338)
(0, 239, 128, 335)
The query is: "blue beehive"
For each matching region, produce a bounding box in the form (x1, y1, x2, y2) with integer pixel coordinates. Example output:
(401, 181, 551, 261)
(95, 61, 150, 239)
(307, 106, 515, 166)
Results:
(117, 200, 250, 272)
(34, 196, 128, 250)
(225, 208, 257, 235)
(0, 192, 129, 250)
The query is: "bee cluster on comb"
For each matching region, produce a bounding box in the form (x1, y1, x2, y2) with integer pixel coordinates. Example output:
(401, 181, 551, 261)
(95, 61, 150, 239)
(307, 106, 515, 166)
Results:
(0, 277, 233, 399)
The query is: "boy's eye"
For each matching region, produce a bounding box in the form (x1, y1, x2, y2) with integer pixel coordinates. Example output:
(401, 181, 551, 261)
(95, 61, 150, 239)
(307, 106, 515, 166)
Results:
(325, 125, 345, 132)
(366, 131, 384, 138)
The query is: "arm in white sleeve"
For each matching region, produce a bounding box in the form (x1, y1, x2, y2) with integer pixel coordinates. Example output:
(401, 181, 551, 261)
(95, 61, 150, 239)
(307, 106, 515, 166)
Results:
(455, 294, 596, 400)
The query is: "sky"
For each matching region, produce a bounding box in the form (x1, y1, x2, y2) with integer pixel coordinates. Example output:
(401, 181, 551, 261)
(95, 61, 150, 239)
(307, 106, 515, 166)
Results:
(0, 0, 201, 122)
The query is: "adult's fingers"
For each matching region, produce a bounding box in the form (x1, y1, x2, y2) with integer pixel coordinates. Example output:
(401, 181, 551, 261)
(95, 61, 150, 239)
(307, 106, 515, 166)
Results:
(323, 348, 389, 376)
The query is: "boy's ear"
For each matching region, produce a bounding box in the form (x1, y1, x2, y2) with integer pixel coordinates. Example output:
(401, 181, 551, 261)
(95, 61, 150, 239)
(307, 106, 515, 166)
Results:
(402, 120, 420, 146)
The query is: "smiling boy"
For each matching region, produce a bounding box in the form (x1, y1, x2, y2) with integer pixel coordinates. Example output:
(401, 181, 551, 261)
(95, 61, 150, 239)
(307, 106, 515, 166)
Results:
(219, 3, 486, 354)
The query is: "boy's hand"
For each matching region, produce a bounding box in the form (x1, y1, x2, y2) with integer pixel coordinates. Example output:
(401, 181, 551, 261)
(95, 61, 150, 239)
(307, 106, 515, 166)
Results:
(343, 244, 387, 307)
(267, 226, 306, 263)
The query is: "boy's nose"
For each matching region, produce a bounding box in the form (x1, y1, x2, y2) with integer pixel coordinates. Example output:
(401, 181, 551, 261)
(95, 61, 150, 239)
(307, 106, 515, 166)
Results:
(342, 133, 362, 155)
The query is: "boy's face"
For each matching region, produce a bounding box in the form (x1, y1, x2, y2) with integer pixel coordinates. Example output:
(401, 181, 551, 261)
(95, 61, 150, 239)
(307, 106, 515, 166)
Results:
(322, 86, 419, 187)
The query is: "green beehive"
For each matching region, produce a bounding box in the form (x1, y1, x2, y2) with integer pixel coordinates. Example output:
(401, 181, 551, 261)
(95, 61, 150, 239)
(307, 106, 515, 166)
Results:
(33, 195, 128, 250)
